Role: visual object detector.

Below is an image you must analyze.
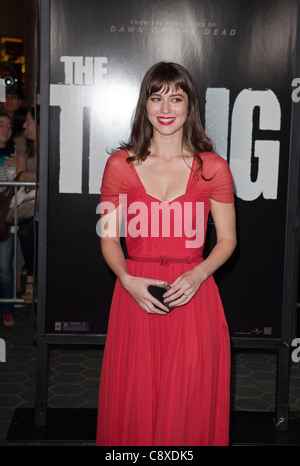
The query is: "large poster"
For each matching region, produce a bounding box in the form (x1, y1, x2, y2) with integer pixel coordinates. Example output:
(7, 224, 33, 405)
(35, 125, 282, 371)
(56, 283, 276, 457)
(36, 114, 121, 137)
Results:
(45, 0, 298, 339)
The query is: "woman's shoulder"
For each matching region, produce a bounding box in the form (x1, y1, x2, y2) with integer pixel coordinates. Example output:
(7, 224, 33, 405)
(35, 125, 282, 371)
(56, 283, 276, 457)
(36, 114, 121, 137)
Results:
(195, 152, 234, 202)
(102, 149, 135, 186)
(201, 151, 228, 166)
(101, 149, 136, 195)
(200, 151, 231, 175)
(105, 148, 129, 164)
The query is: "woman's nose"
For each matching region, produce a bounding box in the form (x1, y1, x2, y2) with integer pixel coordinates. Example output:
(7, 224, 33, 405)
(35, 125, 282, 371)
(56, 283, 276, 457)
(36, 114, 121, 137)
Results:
(161, 99, 170, 114)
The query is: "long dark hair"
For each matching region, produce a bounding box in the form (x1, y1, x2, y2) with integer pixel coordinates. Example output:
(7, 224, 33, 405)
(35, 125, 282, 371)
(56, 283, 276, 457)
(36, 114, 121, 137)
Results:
(12, 107, 27, 138)
(26, 106, 38, 158)
(120, 62, 213, 178)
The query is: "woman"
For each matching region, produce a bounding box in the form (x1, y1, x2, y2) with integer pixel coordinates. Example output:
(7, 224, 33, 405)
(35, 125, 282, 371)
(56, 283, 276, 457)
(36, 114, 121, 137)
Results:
(17, 107, 37, 303)
(0, 112, 16, 326)
(96, 62, 236, 446)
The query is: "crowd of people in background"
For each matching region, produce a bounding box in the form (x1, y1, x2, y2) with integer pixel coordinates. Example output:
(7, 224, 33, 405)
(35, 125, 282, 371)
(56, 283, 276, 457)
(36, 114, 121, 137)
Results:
(0, 84, 37, 327)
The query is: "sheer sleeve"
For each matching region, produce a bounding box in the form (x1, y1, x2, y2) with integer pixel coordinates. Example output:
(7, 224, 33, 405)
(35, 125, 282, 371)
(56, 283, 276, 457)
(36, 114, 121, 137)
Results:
(202, 153, 235, 203)
(100, 150, 132, 208)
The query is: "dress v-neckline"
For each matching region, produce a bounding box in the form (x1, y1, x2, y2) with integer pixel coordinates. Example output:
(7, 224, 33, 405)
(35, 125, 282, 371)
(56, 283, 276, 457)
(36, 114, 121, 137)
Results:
(128, 151, 196, 204)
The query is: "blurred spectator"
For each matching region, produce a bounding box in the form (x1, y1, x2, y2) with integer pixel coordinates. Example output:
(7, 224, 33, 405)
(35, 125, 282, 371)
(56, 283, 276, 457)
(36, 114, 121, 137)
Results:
(13, 107, 27, 140)
(0, 112, 16, 326)
(0, 90, 23, 120)
(12, 107, 28, 294)
(17, 107, 38, 303)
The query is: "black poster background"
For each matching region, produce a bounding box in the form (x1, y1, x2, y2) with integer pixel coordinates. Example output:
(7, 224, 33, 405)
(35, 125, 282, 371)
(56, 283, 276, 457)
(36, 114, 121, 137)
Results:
(46, 0, 297, 338)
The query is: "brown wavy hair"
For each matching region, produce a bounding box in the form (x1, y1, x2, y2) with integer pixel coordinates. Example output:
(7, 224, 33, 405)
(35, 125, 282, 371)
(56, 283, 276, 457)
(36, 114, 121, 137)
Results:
(120, 62, 214, 179)
(25, 106, 38, 158)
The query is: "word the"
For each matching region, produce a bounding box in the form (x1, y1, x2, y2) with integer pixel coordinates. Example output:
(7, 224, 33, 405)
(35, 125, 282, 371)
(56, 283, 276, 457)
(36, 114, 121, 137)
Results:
(60, 56, 107, 85)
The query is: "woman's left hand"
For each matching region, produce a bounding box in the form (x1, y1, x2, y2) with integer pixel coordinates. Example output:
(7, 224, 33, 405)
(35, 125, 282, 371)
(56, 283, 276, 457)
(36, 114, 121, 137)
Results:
(5, 153, 17, 167)
(162, 266, 207, 307)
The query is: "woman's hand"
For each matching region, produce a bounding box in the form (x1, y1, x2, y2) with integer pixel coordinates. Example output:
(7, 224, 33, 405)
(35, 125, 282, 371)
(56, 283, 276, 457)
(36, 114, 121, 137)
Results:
(5, 153, 17, 167)
(163, 201, 236, 308)
(163, 266, 208, 307)
(120, 274, 170, 315)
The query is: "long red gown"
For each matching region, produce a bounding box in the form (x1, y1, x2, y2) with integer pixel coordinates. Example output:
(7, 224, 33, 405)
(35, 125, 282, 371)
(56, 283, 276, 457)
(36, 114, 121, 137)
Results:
(96, 149, 234, 446)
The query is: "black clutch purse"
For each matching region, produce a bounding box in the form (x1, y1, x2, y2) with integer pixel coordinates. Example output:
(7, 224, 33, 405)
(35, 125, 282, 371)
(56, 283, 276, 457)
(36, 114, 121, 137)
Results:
(148, 284, 174, 312)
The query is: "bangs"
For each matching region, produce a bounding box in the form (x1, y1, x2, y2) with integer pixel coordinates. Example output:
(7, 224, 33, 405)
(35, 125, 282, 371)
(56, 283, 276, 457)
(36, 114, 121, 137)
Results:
(147, 81, 187, 97)
(146, 67, 189, 97)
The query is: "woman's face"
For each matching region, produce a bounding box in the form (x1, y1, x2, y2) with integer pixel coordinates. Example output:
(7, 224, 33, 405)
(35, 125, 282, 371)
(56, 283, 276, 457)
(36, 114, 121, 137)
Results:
(0, 116, 12, 147)
(23, 111, 36, 141)
(146, 85, 189, 138)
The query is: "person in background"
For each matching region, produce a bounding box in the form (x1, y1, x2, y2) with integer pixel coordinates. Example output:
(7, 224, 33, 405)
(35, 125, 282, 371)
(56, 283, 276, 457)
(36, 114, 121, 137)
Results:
(1, 88, 27, 161)
(1, 89, 23, 120)
(17, 107, 37, 303)
(12, 107, 28, 295)
(12, 107, 28, 157)
(0, 113, 16, 326)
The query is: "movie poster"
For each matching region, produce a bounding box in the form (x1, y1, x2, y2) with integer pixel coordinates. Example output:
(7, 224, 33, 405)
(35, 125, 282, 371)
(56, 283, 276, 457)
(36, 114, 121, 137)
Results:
(45, 0, 297, 339)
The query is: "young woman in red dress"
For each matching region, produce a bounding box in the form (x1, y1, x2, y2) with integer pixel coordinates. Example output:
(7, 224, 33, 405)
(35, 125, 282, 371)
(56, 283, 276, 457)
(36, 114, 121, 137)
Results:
(96, 62, 236, 446)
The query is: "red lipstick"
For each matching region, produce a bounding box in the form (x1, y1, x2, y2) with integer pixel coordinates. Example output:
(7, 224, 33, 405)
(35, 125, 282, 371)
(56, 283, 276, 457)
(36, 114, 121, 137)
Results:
(157, 117, 176, 125)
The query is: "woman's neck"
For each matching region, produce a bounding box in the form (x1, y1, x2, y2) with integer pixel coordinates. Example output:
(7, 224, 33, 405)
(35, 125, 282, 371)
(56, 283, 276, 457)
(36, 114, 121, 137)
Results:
(150, 131, 186, 159)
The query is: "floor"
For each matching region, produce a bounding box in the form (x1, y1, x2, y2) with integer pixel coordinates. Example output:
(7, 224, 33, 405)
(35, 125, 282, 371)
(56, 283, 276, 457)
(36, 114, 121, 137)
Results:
(1, 304, 300, 446)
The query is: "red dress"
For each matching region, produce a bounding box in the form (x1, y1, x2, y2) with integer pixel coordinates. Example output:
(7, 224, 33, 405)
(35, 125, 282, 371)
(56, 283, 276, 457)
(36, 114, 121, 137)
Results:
(96, 150, 234, 446)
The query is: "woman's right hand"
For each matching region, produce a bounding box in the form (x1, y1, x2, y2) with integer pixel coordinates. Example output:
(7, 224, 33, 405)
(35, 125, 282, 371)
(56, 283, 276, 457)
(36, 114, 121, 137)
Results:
(5, 153, 17, 167)
(120, 274, 170, 314)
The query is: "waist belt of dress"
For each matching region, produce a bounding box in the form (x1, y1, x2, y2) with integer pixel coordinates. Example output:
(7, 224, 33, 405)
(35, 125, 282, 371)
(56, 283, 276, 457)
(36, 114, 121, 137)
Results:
(127, 255, 203, 266)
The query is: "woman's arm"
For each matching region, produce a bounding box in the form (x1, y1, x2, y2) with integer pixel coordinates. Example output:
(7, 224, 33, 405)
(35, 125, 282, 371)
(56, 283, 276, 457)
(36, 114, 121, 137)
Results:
(16, 155, 36, 181)
(197, 200, 236, 279)
(164, 200, 236, 306)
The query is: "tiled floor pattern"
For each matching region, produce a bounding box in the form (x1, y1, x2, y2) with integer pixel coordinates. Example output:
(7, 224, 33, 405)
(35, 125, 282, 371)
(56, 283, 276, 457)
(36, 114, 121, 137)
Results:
(1, 305, 300, 446)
